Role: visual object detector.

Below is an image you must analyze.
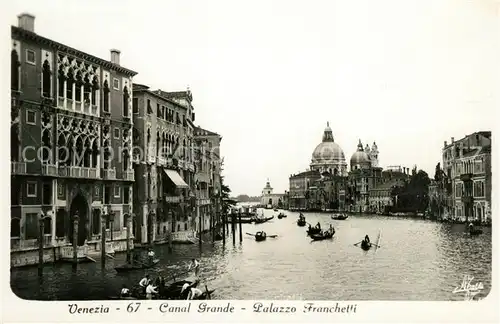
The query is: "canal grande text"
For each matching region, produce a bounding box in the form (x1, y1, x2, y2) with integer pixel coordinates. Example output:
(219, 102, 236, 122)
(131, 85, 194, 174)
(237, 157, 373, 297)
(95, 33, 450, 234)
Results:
(67, 302, 358, 314)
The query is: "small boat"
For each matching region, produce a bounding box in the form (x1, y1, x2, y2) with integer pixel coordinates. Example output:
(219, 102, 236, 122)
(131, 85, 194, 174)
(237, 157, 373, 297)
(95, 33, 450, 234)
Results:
(277, 213, 287, 219)
(274, 208, 279, 212)
(253, 216, 274, 224)
(361, 241, 372, 251)
(255, 231, 267, 241)
(246, 231, 277, 242)
(307, 226, 322, 236)
(114, 259, 160, 273)
(310, 229, 335, 241)
(331, 213, 348, 220)
(297, 219, 306, 227)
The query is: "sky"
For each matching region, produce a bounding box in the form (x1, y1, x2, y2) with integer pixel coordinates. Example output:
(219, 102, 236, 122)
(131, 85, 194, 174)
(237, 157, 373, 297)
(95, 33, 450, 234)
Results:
(3, 0, 498, 196)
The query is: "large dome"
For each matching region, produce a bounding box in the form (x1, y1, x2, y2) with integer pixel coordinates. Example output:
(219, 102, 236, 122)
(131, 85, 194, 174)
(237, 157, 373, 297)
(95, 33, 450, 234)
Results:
(311, 122, 347, 166)
(350, 140, 371, 167)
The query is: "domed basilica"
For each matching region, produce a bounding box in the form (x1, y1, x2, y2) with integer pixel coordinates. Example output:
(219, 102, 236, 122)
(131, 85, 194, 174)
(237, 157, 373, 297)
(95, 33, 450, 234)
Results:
(310, 122, 348, 176)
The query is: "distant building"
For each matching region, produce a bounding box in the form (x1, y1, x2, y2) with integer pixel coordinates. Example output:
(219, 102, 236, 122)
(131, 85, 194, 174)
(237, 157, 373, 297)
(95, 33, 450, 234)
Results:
(346, 140, 383, 212)
(310, 122, 348, 176)
(260, 179, 284, 208)
(442, 132, 491, 223)
(288, 170, 322, 210)
(368, 178, 406, 213)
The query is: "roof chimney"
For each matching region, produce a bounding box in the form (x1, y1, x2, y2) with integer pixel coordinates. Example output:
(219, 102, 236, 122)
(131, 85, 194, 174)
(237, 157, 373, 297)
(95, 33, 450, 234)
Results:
(18, 13, 35, 32)
(110, 49, 121, 65)
(444, 141, 447, 147)
(451, 137, 454, 143)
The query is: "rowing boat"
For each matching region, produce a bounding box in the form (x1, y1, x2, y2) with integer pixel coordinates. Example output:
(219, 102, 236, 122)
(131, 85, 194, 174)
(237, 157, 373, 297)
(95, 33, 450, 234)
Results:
(310, 230, 335, 241)
(306, 227, 322, 236)
(253, 216, 274, 224)
(297, 219, 306, 226)
(331, 213, 348, 220)
(361, 241, 372, 251)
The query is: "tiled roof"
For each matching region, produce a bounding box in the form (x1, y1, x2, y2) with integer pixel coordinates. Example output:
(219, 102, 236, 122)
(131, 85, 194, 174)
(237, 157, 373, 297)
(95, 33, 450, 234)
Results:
(194, 126, 220, 137)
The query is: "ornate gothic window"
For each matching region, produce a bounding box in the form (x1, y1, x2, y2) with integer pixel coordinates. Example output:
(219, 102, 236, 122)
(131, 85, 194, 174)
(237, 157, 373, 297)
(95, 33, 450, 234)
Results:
(83, 75, 91, 104)
(123, 86, 129, 117)
(57, 134, 67, 166)
(83, 138, 91, 167)
(42, 60, 51, 98)
(91, 140, 99, 168)
(75, 72, 82, 103)
(58, 68, 65, 98)
(41, 129, 52, 164)
(11, 50, 20, 91)
(103, 80, 110, 112)
(123, 150, 129, 171)
(66, 69, 74, 101)
(91, 77, 99, 106)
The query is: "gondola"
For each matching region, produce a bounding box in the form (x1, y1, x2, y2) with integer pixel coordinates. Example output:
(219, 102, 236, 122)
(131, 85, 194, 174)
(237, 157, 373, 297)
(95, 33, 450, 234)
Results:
(114, 259, 160, 273)
(253, 216, 274, 224)
(310, 230, 335, 241)
(277, 213, 287, 219)
(331, 213, 348, 220)
(360, 241, 372, 251)
(274, 208, 279, 212)
(246, 231, 277, 242)
(297, 219, 306, 227)
(306, 226, 322, 236)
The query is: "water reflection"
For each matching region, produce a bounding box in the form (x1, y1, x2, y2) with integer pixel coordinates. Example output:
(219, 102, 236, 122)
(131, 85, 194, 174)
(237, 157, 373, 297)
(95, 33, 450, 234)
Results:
(11, 210, 491, 301)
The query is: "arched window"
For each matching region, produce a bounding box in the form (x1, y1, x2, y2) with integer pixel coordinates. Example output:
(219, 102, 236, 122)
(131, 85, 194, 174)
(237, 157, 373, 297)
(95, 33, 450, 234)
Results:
(66, 69, 74, 101)
(83, 138, 91, 167)
(67, 135, 74, 166)
(91, 76, 99, 106)
(41, 129, 52, 164)
(123, 150, 129, 171)
(42, 60, 51, 98)
(57, 134, 67, 166)
(83, 75, 91, 104)
(11, 50, 20, 91)
(75, 137, 84, 167)
(103, 80, 110, 112)
(91, 139, 99, 168)
(156, 132, 160, 156)
(123, 86, 129, 117)
(57, 67, 65, 99)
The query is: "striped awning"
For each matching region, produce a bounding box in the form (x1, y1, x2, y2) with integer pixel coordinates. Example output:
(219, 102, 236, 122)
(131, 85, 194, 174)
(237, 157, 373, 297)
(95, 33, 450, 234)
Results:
(164, 169, 189, 189)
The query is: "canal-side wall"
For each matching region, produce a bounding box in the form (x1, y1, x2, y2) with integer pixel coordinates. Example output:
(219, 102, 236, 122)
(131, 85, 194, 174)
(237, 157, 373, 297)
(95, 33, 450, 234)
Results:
(11, 238, 132, 268)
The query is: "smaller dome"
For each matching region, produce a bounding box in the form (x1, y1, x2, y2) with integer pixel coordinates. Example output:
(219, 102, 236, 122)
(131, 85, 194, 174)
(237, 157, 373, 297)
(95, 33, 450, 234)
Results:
(350, 140, 371, 166)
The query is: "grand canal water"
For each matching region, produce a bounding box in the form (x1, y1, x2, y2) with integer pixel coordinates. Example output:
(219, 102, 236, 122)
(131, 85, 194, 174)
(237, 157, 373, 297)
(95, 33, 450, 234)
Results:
(11, 209, 492, 301)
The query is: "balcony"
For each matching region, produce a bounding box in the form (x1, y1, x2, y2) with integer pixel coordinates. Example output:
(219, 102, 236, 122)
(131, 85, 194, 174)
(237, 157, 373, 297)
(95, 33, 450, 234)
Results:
(124, 170, 135, 181)
(42, 164, 58, 176)
(11, 161, 27, 175)
(147, 154, 156, 164)
(166, 158, 173, 167)
(460, 173, 473, 182)
(58, 166, 99, 179)
(102, 168, 116, 180)
(60, 245, 89, 259)
(10, 236, 52, 251)
(164, 196, 182, 203)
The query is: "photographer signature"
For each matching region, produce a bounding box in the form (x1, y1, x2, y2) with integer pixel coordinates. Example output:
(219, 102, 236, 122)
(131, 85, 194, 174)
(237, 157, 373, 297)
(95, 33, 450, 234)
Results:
(452, 275, 484, 301)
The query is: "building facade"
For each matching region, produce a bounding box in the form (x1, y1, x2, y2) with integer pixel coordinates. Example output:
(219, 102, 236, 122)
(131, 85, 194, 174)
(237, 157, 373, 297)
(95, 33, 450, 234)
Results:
(288, 170, 322, 210)
(193, 126, 222, 233)
(131, 84, 197, 244)
(260, 179, 284, 208)
(442, 132, 492, 223)
(346, 140, 383, 212)
(11, 13, 137, 266)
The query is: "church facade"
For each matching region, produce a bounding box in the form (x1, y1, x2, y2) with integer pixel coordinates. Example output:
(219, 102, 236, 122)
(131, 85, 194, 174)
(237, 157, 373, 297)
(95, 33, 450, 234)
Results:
(260, 180, 285, 208)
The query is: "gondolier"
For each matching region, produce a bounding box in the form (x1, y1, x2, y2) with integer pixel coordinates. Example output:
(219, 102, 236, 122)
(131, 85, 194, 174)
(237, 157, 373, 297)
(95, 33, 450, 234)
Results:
(145, 283, 158, 300)
(189, 258, 200, 276)
(187, 287, 203, 300)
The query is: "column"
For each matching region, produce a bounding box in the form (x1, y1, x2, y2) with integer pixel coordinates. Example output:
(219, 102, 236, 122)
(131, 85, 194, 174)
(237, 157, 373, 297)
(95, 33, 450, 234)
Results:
(63, 81, 67, 109)
(71, 83, 76, 110)
(51, 208, 56, 246)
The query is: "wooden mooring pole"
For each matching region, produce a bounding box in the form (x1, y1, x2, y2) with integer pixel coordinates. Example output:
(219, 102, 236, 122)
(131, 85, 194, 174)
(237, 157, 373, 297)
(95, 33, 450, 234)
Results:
(72, 215, 79, 270)
(38, 216, 44, 276)
(222, 212, 226, 245)
(101, 214, 106, 268)
(232, 212, 236, 246)
(238, 210, 243, 243)
(126, 214, 132, 264)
